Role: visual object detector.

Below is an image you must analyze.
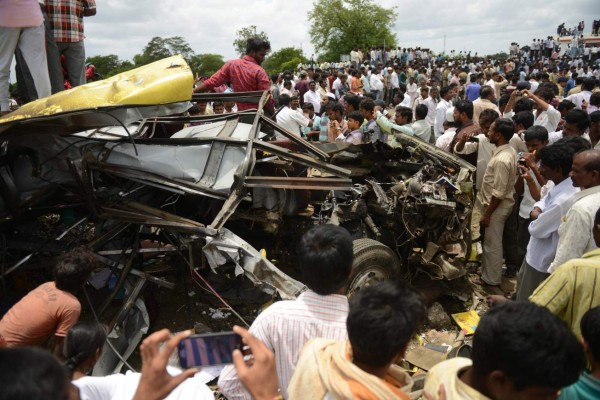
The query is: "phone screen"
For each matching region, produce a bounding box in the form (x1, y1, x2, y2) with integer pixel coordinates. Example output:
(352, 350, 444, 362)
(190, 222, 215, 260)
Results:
(178, 332, 242, 368)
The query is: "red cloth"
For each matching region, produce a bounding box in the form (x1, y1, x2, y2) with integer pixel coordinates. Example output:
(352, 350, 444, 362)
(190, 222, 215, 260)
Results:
(202, 55, 272, 111)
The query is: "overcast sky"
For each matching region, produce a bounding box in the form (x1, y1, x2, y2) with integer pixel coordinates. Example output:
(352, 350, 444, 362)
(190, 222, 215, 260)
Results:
(84, 0, 596, 62)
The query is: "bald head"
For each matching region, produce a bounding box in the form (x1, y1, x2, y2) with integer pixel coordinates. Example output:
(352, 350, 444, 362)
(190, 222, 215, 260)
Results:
(571, 150, 600, 189)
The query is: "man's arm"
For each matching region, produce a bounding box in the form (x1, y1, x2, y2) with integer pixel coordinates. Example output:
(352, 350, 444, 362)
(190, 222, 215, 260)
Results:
(528, 201, 567, 239)
(548, 207, 592, 273)
(374, 111, 412, 135)
(194, 64, 229, 93)
(481, 196, 503, 227)
(83, 0, 96, 16)
(53, 336, 65, 359)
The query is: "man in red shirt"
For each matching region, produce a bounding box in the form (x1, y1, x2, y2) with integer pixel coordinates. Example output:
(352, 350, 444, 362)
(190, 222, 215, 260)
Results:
(194, 38, 274, 114)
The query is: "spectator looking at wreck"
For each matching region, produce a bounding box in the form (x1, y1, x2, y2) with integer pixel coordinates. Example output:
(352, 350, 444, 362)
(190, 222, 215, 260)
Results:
(0, 247, 97, 357)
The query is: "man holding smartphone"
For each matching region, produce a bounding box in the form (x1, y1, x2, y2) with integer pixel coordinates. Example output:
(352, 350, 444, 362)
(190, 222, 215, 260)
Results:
(218, 225, 353, 399)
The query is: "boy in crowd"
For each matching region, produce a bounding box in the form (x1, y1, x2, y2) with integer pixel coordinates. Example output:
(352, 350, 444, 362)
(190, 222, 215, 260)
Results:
(424, 302, 585, 399)
(413, 104, 432, 142)
(337, 110, 364, 144)
(212, 101, 225, 114)
(359, 97, 384, 143)
(0, 247, 97, 356)
(374, 105, 414, 147)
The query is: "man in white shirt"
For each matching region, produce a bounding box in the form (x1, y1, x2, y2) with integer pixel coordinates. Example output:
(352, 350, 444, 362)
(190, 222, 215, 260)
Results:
(303, 81, 321, 114)
(434, 85, 454, 139)
(369, 67, 384, 101)
(548, 109, 591, 144)
(549, 150, 600, 273)
(525, 88, 561, 133)
(412, 104, 432, 142)
(218, 225, 352, 399)
(515, 144, 579, 300)
(275, 94, 311, 138)
(566, 78, 595, 109)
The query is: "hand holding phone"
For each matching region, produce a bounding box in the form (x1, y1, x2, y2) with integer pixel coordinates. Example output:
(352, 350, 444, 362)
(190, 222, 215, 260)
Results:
(178, 332, 243, 368)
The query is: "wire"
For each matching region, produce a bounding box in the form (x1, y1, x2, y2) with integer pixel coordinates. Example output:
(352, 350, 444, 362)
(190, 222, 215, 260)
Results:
(83, 287, 137, 372)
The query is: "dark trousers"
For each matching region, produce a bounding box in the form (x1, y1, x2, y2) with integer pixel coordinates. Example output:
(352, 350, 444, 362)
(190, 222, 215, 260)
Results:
(517, 216, 531, 272)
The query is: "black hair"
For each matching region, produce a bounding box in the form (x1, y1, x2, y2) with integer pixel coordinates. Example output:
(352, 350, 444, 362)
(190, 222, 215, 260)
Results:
(63, 320, 107, 378)
(347, 110, 365, 125)
(278, 93, 291, 107)
(212, 101, 224, 109)
(415, 104, 428, 120)
(395, 106, 413, 124)
(590, 93, 600, 107)
(454, 99, 474, 119)
(480, 85, 494, 99)
(54, 247, 97, 293)
(557, 99, 576, 113)
(539, 142, 573, 176)
(596, 207, 600, 227)
(590, 110, 600, 125)
(347, 281, 426, 368)
(493, 118, 515, 141)
(359, 97, 375, 112)
(565, 109, 590, 132)
(523, 125, 548, 142)
(513, 98, 534, 113)
(327, 102, 345, 115)
(270, 73, 279, 83)
(479, 108, 500, 126)
(345, 94, 361, 112)
(246, 38, 271, 54)
(0, 347, 70, 400)
(471, 302, 585, 391)
(498, 94, 511, 108)
(581, 306, 600, 362)
(554, 136, 592, 157)
(296, 225, 353, 295)
(440, 85, 452, 98)
(582, 78, 596, 92)
(513, 111, 535, 130)
(301, 102, 314, 111)
(534, 87, 555, 102)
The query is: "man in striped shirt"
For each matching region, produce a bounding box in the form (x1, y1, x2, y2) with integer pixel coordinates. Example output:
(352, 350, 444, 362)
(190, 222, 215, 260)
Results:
(217, 224, 352, 399)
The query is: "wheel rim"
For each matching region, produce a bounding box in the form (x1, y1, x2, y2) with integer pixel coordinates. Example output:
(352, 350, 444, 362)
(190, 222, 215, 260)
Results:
(347, 265, 388, 297)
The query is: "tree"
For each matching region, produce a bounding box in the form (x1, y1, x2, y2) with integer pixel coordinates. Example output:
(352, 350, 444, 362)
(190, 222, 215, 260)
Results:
(233, 25, 269, 57)
(85, 54, 134, 78)
(133, 36, 195, 67)
(262, 47, 307, 75)
(188, 54, 225, 77)
(308, 0, 397, 61)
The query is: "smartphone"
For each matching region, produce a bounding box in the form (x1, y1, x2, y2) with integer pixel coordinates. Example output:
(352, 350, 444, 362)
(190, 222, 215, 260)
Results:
(178, 332, 243, 368)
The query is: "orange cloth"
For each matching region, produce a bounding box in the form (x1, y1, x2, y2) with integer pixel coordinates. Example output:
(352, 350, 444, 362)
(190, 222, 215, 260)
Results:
(0, 281, 80, 347)
(288, 339, 412, 400)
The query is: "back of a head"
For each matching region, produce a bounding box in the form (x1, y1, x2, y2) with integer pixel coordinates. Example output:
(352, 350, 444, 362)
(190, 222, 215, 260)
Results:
(513, 98, 534, 113)
(472, 302, 585, 391)
(359, 97, 375, 112)
(415, 104, 428, 120)
(557, 99, 576, 113)
(63, 320, 107, 378)
(480, 85, 494, 99)
(513, 111, 535, 130)
(539, 142, 572, 176)
(554, 135, 592, 157)
(582, 78, 596, 92)
(581, 305, 600, 363)
(565, 109, 590, 132)
(523, 124, 548, 143)
(347, 281, 426, 369)
(296, 225, 353, 295)
(278, 93, 291, 107)
(246, 37, 270, 54)
(0, 347, 69, 400)
(54, 246, 97, 294)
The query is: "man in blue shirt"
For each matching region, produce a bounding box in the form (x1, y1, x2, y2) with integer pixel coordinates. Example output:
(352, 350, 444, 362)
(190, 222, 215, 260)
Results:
(465, 75, 481, 102)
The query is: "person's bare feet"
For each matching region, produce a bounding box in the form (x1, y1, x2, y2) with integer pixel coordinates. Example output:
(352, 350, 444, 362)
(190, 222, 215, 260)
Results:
(487, 294, 510, 307)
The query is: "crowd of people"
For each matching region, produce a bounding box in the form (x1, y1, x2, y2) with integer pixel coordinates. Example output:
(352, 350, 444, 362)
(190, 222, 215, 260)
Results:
(3, 15, 600, 400)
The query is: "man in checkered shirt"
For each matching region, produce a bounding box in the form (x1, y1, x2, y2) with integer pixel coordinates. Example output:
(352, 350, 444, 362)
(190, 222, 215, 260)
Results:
(45, 0, 96, 87)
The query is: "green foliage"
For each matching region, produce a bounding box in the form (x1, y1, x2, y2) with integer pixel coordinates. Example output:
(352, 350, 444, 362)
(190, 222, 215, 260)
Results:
(308, 0, 397, 61)
(233, 25, 270, 57)
(189, 54, 225, 76)
(262, 47, 307, 75)
(85, 54, 134, 78)
(133, 36, 195, 66)
(486, 51, 509, 61)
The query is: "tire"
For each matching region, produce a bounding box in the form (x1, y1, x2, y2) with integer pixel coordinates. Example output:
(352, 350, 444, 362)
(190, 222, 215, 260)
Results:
(346, 238, 402, 297)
